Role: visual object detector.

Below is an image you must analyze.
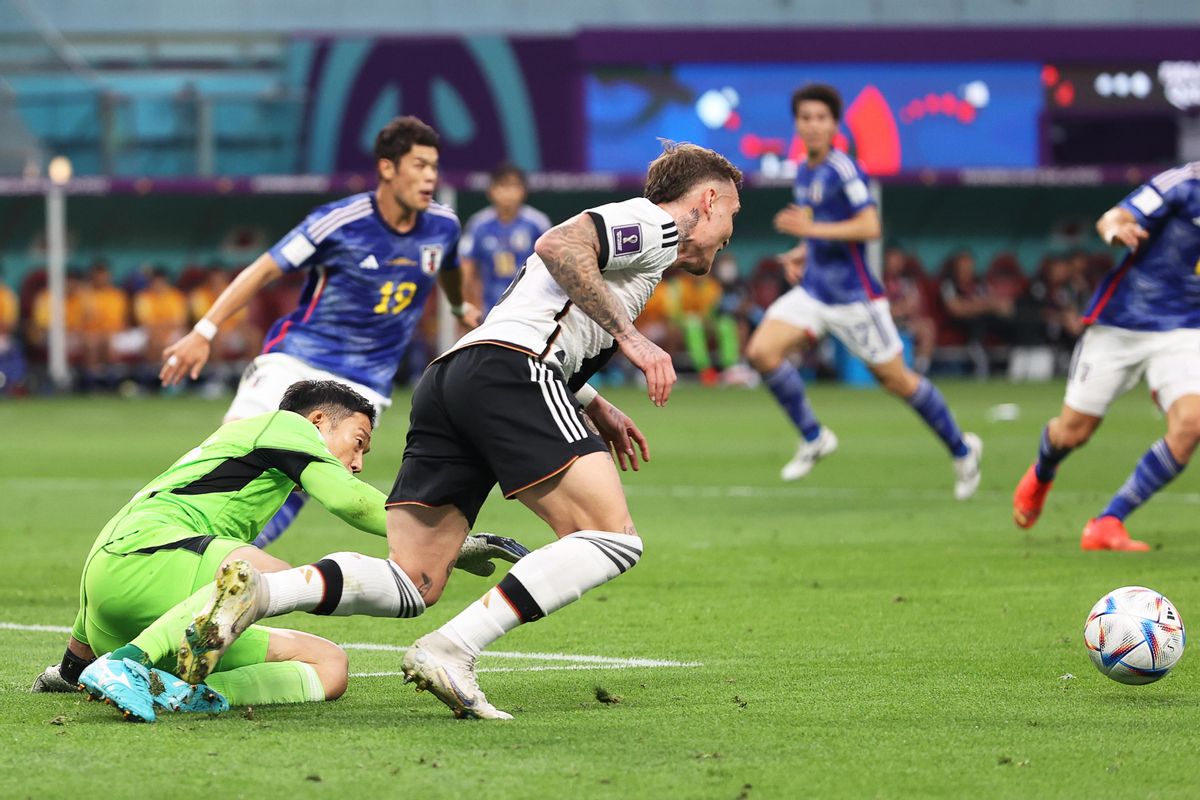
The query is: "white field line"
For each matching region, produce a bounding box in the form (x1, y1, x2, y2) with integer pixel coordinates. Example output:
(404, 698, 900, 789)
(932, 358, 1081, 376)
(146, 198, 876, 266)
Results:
(0, 622, 71, 633)
(0, 623, 703, 677)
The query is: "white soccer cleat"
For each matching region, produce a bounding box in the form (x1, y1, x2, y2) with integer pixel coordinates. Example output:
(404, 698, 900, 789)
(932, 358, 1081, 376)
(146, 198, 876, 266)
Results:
(178, 559, 264, 684)
(31, 664, 76, 693)
(780, 427, 838, 481)
(402, 632, 512, 720)
(953, 432, 984, 501)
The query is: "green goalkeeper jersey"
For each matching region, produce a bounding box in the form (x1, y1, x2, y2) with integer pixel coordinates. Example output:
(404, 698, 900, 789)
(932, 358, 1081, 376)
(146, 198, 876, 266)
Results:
(92, 410, 386, 556)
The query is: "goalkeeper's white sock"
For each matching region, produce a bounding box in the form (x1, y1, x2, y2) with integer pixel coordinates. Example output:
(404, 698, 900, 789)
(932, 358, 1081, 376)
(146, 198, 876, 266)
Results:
(261, 552, 425, 619)
(441, 530, 642, 657)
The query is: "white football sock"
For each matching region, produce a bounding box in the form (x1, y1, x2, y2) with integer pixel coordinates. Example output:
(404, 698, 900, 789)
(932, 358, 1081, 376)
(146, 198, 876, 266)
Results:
(262, 552, 425, 619)
(441, 530, 642, 656)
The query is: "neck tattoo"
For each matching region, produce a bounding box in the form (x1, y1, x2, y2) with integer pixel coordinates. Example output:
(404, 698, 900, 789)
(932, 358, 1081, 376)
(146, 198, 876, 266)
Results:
(676, 209, 700, 246)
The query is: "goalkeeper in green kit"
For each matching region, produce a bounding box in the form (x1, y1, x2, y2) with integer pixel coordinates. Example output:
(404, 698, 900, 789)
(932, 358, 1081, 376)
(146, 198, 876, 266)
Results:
(33, 380, 527, 722)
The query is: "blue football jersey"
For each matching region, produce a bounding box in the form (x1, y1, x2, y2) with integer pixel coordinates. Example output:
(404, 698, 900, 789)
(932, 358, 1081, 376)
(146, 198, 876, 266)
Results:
(460, 205, 551, 314)
(793, 150, 882, 305)
(263, 192, 460, 397)
(1083, 163, 1200, 332)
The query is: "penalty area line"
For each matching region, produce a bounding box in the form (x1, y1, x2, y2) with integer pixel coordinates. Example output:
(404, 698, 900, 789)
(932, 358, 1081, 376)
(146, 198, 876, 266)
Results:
(0, 622, 703, 674)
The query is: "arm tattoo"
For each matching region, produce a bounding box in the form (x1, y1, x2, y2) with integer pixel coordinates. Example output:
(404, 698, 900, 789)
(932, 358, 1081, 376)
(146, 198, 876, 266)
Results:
(538, 215, 635, 340)
(444, 559, 456, 579)
(418, 572, 433, 598)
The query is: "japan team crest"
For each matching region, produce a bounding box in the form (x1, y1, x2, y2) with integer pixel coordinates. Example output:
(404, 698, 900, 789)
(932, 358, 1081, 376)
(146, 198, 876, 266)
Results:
(809, 179, 824, 205)
(420, 244, 444, 275)
(510, 228, 532, 252)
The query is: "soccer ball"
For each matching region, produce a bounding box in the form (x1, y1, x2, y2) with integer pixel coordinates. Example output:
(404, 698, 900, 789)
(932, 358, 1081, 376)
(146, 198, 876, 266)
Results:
(1083, 586, 1185, 685)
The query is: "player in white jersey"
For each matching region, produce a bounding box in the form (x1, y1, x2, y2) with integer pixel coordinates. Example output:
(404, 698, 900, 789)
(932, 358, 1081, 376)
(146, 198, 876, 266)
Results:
(379, 142, 743, 718)
(152, 142, 741, 719)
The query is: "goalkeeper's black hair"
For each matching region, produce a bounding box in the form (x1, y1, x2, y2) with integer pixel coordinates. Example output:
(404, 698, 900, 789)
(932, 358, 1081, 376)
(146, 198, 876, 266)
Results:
(280, 380, 377, 428)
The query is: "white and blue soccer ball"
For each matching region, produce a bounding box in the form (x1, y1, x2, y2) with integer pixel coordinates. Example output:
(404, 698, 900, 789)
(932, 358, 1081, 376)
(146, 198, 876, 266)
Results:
(1084, 586, 1185, 685)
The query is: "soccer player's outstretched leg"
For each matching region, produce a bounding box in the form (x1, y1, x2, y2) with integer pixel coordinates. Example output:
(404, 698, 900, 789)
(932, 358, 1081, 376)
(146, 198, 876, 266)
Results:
(746, 83, 980, 496)
(384, 142, 742, 718)
(43, 379, 526, 720)
(1013, 162, 1200, 550)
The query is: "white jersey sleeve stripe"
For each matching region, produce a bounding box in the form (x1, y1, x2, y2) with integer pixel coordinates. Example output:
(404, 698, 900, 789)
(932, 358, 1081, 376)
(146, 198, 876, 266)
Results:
(1152, 163, 1199, 193)
(424, 204, 461, 224)
(829, 151, 858, 181)
(308, 198, 371, 241)
(311, 207, 373, 244)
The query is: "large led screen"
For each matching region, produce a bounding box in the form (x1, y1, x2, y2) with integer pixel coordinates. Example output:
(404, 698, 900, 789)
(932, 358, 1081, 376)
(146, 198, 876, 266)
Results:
(587, 63, 1044, 177)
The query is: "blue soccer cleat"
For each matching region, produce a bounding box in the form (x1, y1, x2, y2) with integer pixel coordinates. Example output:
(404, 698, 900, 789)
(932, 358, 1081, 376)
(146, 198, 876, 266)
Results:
(148, 667, 229, 715)
(77, 654, 157, 723)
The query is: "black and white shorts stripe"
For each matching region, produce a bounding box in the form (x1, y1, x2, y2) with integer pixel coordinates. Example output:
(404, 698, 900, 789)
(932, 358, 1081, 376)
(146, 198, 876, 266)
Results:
(661, 221, 678, 248)
(528, 358, 588, 442)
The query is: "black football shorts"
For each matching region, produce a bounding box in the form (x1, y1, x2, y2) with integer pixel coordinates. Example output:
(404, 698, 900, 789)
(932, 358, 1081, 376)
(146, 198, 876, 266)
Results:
(385, 343, 606, 526)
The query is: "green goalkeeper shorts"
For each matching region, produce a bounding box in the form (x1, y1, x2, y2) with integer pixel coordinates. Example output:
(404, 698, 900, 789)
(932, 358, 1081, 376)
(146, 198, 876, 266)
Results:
(73, 526, 270, 672)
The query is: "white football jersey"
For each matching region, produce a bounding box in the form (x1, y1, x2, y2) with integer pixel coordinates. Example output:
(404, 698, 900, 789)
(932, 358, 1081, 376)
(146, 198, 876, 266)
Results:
(450, 197, 679, 388)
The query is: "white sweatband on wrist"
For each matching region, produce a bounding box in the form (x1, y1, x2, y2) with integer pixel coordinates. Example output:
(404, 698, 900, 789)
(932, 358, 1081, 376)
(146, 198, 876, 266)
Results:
(193, 318, 218, 341)
(574, 383, 598, 408)
(449, 303, 465, 318)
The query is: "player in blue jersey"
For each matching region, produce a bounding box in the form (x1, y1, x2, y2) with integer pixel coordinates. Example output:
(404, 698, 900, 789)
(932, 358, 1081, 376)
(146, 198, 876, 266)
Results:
(159, 116, 480, 546)
(1013, 162, 1200, 550)
(460, 163, 551, 317)
(745, 84, 982, 497)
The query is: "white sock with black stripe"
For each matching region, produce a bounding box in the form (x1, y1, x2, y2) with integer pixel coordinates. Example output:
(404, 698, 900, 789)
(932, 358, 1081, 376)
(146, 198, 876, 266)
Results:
(440, 530, 643, 656)
(261, 552, 426, 619)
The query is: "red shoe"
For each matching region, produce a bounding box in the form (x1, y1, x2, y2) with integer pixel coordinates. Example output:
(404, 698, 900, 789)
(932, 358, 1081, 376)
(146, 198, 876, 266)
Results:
(1013, 465, 1053, 529)
(1081, 516, 1151, 552)
(699, 366, 720, 387)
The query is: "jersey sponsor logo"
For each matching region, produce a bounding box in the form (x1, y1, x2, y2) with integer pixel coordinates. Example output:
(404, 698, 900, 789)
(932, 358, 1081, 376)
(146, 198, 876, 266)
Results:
(612, 224, 642, 256)
(359, 254, 380, 270)
(420, 244, 445, 275)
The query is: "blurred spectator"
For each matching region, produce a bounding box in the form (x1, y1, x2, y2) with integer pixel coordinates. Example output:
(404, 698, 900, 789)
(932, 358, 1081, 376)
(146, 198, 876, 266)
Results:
(80, 260, 131, 388)
(1009, 254, 1088, 381)
(134, 268, 188, 369)
(714, 252, 760, 333)
(983, 253, 1029, 307)
(0, 269, 26, 393)
(748, 256, 791, 313)
(938, 250, 1014, 378)
(189, 265, 259, 365)
(883, 247, 936, 374)
(29, 269, 85, 360)
(636, 270, 682, 358)
(713, 253, 761, 386)
(673, 269, 739, 385)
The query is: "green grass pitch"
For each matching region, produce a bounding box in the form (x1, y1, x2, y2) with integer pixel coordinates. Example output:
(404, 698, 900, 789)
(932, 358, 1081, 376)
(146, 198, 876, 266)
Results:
(2, 380, 1198, 798)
